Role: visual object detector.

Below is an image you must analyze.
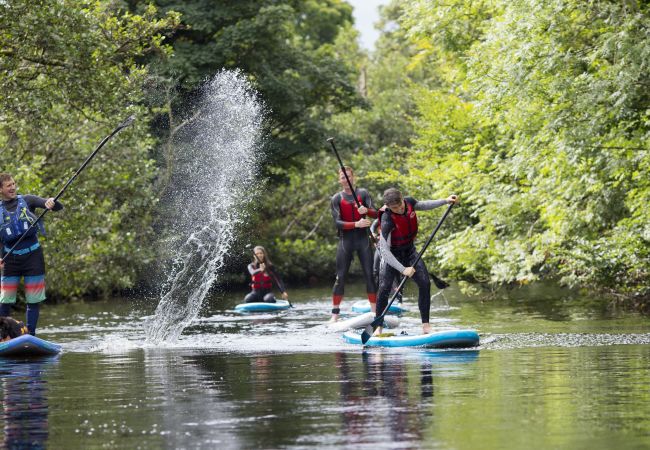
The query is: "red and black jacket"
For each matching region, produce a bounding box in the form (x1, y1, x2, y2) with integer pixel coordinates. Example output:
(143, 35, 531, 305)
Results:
(379, 197, 418, 248)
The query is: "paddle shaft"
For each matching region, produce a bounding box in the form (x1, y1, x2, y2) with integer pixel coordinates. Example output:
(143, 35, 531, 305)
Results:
(1, 115, 135, 263)
(362, 202, 455, 344)
(326, 138, 374, 246)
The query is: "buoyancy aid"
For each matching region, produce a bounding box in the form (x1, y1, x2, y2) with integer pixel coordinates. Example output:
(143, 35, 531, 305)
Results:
(338, 193, 363, 222)
(251, 266, 273, 290)
(0, 195, 44, 245)
(381, 200, 418, 248)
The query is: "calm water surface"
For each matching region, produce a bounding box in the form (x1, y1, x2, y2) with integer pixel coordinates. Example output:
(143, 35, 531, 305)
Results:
(1, 283, 649, 449)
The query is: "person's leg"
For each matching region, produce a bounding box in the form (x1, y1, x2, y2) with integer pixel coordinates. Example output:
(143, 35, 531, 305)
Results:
(331, 238, 353, 321)
(410, 256, 432, 334)
(0, 254, 21, 318)
(357, 238, 377, 313)
(262, 292, 276, 303)
(24, 248, 47, 336)
(374, 261, 398, 335)
(244, 290, 264, 303)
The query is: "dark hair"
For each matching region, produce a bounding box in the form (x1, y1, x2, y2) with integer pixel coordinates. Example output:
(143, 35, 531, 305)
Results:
(0, 173, 14, 188)
(383, 188, 403, 206)
(338, 166, 354, 175)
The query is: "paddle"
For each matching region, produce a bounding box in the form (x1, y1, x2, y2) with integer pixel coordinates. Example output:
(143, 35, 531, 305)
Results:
(326, 137, 374, 247)
(0, 115, 136, 263)
(361, 202, 454, 344)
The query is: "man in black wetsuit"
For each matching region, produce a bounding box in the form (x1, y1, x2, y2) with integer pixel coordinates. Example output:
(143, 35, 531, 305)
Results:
(0, 173, 63, 335)
(375, 187, 457, 335)
(329, 166, 377, 322)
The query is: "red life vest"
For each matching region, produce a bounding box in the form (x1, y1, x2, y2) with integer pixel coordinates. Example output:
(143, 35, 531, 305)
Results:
(381, 201, 418, 247)
(338, 193, 363, 222)
(251, 267, 273, 290)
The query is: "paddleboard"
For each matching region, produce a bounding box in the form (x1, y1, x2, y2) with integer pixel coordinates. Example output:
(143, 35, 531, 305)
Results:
(0, 335, 62, 357)
(343, 329, 480, 348)
(351, 300, 407, 315)
(328, 312, 400, 332)
(234, 300, 291, 313)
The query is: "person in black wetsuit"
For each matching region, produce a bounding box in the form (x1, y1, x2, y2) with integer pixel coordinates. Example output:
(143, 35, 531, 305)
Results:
(0, 173, 63, 336)
(370, 216, 402, 304)
(375, 187, 458, 335)
(330, 166, 377, 322)
(244, 246, 288, 303)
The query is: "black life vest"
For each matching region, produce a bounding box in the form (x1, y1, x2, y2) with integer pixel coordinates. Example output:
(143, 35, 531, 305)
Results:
(338, 193, 363, 222)
(382, 200, 418, 248)
(0, 317, 29, 342)
(251, 266, 273, 290)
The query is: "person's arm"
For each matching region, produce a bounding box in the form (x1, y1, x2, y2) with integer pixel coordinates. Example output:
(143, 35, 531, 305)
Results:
(359, 188, 377, 218)
(23, 195, 63, 212)
(268, 268, 286, 293)
(378, 214, 407, 273)
(247, 263, 263, 275)
(370, 219, 379, 236)
(412, 198, 447, 211)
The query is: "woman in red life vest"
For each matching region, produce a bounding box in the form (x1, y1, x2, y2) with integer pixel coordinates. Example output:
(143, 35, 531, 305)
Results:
(375, 188, 458, 335)
(244, 246, 288, 303)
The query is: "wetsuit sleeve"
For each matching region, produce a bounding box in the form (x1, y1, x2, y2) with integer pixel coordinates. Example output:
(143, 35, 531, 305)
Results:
(331, 193, 356, 231)
(247, 263, 262, 275)
(412, 198, 447, 211)
(23, 195, 64, 212)
(379, 214, 406, 273)
(268, 268, 286, 293)
(360, 189, 377, 218)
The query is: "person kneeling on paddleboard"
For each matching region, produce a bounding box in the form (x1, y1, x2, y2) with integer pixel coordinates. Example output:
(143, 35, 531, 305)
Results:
(375, 188, 458, 335)
(244, 246, 288, 304)
(0, 316, 29, 342)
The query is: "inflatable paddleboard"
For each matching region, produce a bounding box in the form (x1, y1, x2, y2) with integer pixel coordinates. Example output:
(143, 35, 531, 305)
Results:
(343, 329, 480, 348)
(351, 300, 407, 315)
(234, 300, 291, 313)
(328, 312, 400, 332)
(0, 335, 62, 357)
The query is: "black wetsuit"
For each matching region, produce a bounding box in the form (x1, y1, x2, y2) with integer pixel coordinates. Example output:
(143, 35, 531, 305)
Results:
(244, 262, 286, 303)
(330, 189, 377, 313)
(376, 197, 447, 324)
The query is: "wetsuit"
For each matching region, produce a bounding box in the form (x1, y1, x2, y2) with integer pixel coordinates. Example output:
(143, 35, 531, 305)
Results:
(0, 316, 29, 342)
(0, 195, 63, 335)
(371, 218, 402, 303)
(376, 197, 447, 324)
(244, 262, 286, 303)
(330, 189, 377, 314)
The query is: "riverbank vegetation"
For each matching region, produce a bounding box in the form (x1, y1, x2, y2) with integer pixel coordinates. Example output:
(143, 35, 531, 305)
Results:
(1, 0, 647, 307)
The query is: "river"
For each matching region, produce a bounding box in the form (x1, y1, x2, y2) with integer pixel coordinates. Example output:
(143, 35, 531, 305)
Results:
(1, 282, 649, 449)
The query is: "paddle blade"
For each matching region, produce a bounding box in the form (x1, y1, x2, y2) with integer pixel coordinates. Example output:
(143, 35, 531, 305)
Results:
(361, 327, 373, 344)
(119, 115, 136, 129)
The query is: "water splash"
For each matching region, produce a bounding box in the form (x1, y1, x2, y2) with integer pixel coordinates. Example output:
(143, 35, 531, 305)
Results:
(145, 70, 264, 343)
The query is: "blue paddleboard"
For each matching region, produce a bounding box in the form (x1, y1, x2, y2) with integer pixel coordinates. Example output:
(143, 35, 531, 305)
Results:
(0, 335, 62, 357)
(351, 300, 407, 315)
(234, 300, 291, 313)
(343, 329, 479, 348)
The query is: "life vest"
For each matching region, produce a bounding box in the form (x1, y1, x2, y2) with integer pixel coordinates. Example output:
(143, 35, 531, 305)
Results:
(338, 193, 364, 222)
(0, 195, 44, 245)
(251, 266, 273, 290)
(380, 200, 418, 248)
(0, 317, 29, 342)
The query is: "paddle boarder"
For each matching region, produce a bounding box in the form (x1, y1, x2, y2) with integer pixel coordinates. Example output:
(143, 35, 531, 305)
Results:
(244, 245, 288, 303)
(375, 188, 458, 335)
(329, 166, 378, 322)
(0, 173, 63, 335)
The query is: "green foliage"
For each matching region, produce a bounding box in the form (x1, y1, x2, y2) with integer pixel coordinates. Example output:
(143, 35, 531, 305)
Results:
(0, 0, 179, 298)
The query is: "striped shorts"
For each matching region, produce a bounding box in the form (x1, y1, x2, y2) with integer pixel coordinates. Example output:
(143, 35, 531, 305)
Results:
(1, 246, 46, 304)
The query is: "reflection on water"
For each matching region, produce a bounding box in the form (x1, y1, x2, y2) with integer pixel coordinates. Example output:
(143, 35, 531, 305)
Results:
(4, 283, 650, 449)
(0, 358, 56, 449)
